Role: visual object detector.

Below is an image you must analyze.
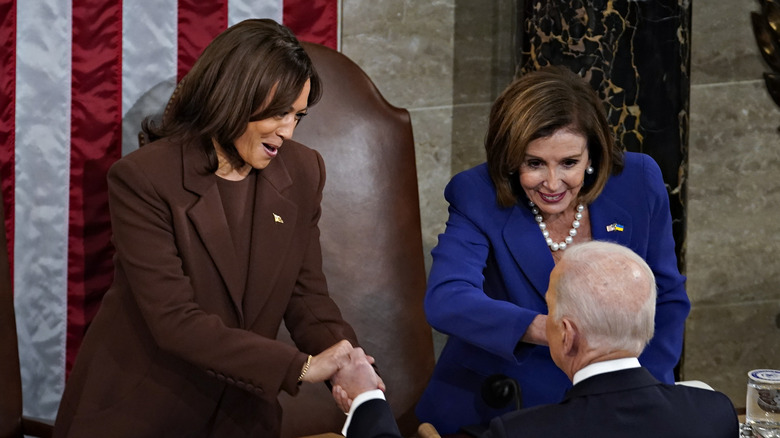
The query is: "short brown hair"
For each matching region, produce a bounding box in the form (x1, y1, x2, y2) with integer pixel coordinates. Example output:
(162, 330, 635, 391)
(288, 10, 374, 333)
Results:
(142, 19, 322, 172)
(485, 65, 623, 207)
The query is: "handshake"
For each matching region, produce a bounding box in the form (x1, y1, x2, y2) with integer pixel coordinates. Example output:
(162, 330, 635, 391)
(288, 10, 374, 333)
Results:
(298, 340, 385, 413)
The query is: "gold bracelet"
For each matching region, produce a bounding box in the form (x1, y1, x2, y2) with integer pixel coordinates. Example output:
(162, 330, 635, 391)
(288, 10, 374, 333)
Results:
(298, 355, 312, 382)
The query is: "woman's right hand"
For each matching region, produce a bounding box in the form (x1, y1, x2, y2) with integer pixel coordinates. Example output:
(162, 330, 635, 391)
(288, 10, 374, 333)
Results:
(299, 339, 353, 383)
(521, 314, 549, 346)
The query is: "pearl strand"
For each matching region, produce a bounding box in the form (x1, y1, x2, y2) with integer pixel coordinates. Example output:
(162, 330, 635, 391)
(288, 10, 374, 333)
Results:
(530, 202, 584, 252)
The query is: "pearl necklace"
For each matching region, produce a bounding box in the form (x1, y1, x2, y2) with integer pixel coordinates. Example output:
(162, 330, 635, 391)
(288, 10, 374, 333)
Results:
(530, 202, 584, 252)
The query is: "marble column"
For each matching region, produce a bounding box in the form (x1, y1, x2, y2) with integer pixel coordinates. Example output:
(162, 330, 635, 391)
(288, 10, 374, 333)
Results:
(685, 0, 780, 408)
(518, 0, 691, 276)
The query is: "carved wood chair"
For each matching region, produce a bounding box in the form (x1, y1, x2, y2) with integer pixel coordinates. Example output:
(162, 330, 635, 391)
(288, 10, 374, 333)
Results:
(277, 42, 435, 438)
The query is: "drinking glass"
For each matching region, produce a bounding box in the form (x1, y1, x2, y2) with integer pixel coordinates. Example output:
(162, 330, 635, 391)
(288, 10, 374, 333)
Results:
(746, 369, 780, 438)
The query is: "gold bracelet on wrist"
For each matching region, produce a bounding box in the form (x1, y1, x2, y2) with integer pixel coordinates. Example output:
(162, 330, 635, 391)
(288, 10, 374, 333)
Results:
(298, 355, 312, 382)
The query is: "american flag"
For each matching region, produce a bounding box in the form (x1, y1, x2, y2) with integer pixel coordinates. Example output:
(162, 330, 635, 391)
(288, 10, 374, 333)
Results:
(0, 0, 339, 420)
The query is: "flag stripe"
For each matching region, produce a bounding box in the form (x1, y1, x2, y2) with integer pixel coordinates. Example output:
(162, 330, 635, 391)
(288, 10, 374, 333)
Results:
(15, 0, 72, 418)
(67, 0, 123, 377)
(121, 1, 178, 156)
(229, 0, 282, 26)
(177, 0, 227, 81)
(0, 0, 16, 267)
(283, 0, 339, 49)
(8, 0, 340, 421)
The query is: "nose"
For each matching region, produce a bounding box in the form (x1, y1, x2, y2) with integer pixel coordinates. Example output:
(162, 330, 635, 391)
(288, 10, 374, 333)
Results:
(543, 168, 561, 191)
(276, 114, 297, 140)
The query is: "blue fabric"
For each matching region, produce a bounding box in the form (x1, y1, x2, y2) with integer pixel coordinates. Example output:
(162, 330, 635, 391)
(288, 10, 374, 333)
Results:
(415, 152, 690, 435)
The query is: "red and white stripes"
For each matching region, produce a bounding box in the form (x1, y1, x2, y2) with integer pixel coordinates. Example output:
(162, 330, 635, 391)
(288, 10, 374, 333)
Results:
(0, 0, 338, 420)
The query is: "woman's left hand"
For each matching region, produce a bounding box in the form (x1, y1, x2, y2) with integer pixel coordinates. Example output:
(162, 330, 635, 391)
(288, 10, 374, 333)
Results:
(300, 339, 354, 383)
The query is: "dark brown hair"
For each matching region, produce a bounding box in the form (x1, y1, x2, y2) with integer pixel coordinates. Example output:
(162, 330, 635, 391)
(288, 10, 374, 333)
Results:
(485, 65, 623, 207)
(142, 19, 322, 172)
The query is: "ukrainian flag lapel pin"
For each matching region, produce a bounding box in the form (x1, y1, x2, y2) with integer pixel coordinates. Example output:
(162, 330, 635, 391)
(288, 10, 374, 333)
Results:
(606, 223, 624, 232)
(273, 213, 284, 224)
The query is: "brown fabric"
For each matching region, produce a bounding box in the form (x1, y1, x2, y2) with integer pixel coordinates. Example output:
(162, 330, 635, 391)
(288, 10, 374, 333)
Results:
(52, 138, 357, 438)
(217, 172, 256, 292)
(276, 42, 435, 438)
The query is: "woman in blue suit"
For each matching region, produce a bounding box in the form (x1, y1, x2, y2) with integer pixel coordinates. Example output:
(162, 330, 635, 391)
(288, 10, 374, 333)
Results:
(415, 66, 691, 435)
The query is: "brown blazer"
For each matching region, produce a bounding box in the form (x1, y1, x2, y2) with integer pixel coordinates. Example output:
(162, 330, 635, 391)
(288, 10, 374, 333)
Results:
(53, 138, 358, 437)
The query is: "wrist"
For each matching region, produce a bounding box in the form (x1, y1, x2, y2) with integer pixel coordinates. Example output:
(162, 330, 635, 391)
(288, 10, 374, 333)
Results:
(298, 355, 312, 382)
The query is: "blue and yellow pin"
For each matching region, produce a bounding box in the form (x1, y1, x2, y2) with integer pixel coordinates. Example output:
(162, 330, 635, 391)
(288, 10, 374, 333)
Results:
(606, 223, 624, 232)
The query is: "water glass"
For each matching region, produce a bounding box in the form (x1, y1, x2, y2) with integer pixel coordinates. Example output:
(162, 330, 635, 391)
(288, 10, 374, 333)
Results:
(746, 369, 780, 438)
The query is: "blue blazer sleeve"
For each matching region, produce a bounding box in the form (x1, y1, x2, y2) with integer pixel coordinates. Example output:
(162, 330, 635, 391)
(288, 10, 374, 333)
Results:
(424, 165, 545, 362)
(590, 152, 690, 383)
(632, 154, 690, 383)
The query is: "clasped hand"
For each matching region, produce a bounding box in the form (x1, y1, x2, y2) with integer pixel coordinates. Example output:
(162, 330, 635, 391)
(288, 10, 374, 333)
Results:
(297, 340, 385, 412)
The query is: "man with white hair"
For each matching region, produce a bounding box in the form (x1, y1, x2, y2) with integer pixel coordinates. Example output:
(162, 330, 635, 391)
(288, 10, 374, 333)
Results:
(483, 240, 739, 437)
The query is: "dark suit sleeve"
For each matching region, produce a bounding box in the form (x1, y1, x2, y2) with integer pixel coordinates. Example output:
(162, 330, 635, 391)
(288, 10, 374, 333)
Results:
(347, 399, 402, 438)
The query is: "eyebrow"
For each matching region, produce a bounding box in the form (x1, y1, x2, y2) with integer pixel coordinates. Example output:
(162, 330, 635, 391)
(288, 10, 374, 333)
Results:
(248, 105, 309, 122)
(524, 152, 584, 160)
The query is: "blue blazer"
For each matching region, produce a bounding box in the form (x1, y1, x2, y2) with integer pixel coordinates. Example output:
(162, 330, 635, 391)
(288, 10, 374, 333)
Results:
(415, 152, 691, 434)
(483, 367, 739, 438)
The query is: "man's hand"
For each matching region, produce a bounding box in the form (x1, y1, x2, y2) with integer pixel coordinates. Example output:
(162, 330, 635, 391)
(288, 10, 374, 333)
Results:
(330, 348, 384, 412)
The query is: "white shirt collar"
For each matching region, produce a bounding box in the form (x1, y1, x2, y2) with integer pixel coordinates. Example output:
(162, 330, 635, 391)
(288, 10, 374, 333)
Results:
(572, 357, 641, 386)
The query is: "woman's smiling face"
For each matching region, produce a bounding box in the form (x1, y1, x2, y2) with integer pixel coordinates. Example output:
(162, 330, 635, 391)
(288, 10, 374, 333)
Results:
(518, 128, 590, 217)
(233, 79, 311, 170)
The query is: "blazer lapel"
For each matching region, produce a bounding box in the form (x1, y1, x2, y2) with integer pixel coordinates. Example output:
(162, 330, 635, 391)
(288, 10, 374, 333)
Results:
(589, 194, 633, 246)
(503, 205, 555, 299)
(182, 143, 245, 325)
(502, 191, 633, 300)
(242, 153, 297, 327)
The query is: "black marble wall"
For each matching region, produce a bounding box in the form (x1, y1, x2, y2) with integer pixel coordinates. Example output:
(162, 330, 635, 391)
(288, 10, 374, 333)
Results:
(518, 0, 691, 272)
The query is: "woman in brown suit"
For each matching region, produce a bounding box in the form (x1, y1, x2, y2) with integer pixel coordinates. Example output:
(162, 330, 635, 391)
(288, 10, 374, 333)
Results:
(54, 19, 366, 437)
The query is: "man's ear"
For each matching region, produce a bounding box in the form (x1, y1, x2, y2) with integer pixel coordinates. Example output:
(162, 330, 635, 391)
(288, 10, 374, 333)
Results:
(560, 318, 579, 357)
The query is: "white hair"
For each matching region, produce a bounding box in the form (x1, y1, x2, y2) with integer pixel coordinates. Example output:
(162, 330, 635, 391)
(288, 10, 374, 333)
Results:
(551, 241, 656, 355)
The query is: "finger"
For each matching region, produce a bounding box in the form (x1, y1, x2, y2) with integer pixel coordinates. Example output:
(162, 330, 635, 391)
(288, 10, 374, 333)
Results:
(349, 348, 367, 363)
(333, 386, 347, 402)
(337, 339, 353, 353)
